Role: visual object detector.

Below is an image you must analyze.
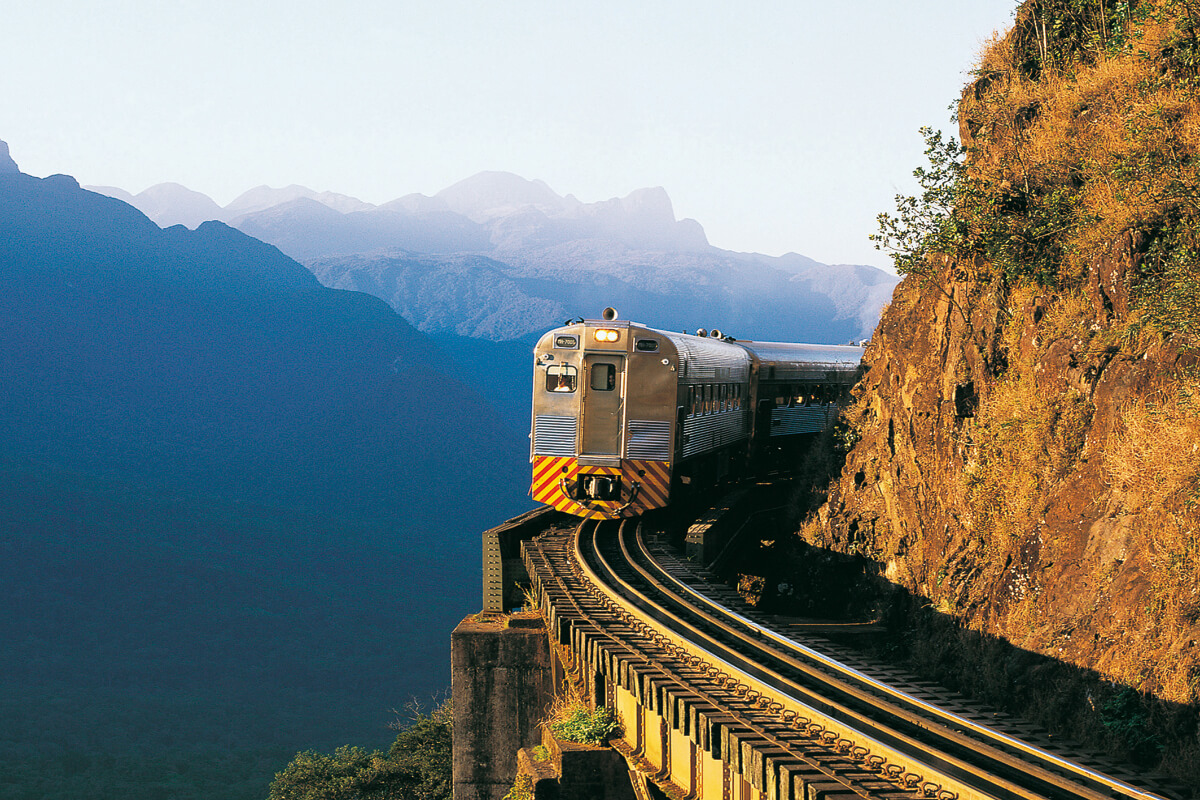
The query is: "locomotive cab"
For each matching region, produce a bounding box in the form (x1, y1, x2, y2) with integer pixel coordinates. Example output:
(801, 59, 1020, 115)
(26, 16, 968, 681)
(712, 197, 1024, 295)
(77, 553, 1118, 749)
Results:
(530, 309, 681, 519)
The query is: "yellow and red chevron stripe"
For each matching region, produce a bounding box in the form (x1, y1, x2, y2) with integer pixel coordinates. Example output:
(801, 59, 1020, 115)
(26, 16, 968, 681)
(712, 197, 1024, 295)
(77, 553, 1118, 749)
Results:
(531, 456, 672, 519)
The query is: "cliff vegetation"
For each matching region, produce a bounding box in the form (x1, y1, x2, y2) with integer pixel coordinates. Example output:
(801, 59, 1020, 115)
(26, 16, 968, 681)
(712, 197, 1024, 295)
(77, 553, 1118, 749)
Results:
(802, 0, 1200, 783)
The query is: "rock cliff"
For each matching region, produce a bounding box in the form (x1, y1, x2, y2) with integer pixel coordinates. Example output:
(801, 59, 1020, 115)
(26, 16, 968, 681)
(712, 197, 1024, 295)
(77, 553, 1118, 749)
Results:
(795, 0, 1200, 780)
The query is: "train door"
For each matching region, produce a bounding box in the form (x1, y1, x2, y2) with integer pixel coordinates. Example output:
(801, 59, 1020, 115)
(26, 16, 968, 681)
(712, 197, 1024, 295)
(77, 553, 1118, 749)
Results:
(581, 354, 625, 455)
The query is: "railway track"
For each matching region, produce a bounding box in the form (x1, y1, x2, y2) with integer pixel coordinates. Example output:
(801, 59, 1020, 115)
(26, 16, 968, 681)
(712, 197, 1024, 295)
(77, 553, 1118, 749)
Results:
(523, 513, 1182, 800)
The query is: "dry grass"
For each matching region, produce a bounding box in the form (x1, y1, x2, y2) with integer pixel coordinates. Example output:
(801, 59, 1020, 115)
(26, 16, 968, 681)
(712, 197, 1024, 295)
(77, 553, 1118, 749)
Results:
(965, 369, 1092, 546)
(961, 0, 1200, 291)
(1103, 381, 1200, 506)
(1097, 380, 1200, 703)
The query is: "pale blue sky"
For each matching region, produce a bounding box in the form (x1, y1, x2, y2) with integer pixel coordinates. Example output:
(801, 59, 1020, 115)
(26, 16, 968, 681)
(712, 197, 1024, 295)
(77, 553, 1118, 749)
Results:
(2, 1, 1016, 268)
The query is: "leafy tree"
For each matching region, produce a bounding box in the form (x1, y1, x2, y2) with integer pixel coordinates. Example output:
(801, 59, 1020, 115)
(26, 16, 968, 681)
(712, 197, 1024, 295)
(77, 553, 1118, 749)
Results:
(268, 700, 452, 800)
(870, 127, 966, 278)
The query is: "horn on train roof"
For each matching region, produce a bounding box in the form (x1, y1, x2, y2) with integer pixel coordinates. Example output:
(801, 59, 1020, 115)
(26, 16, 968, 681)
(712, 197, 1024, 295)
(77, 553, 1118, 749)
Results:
(602, 307, 618, 321)
(709, 328, 723, 340)
(696, 328, 708, 338)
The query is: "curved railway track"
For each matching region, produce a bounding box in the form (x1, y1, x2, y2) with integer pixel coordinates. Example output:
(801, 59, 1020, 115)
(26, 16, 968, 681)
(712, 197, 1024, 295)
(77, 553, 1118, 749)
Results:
(528, 515, 1179, 800)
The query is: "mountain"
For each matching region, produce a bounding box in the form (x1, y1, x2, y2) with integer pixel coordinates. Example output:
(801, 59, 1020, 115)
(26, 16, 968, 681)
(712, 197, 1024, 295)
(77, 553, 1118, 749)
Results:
(231, 172, 894, 346)
(0, 143, 529, 800)
(233, 197, 492, 259)
(135, 181, 226, 228)
(82, 181, 225, 229)
(0, 141, 16, 173)
(788, 3, 1200, 786)
(84, 168, 897, 430)
(435, 170, 565, 220)
(85, 171, 896, 343)
(224, 183, 376, 217)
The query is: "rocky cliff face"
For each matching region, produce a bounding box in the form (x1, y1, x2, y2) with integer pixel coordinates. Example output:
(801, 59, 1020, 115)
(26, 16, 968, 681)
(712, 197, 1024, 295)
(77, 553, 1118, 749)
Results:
(795, 0, 1200, 779)
(811, 255, 1198, 685)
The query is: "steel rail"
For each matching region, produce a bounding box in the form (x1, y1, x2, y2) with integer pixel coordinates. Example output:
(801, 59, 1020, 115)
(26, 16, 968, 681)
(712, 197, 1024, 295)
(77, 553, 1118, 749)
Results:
(633, 526, 1169, 800)
(577, 520, 931, 799)
(580, 520, 892, 800)
(583, 517, 1168, 800)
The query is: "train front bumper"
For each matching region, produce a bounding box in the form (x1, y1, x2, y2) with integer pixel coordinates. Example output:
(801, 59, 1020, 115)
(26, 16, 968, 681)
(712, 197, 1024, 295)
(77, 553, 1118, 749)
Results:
(531, 456, 671, 519)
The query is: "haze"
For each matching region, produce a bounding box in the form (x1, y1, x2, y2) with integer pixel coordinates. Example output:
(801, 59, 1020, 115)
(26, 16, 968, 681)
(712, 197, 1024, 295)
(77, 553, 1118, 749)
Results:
(1, 1, 1015, 268)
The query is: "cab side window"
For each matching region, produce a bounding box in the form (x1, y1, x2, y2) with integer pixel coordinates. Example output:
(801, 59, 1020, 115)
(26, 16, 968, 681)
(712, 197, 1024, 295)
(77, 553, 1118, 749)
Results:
(546, 364, 578, 393)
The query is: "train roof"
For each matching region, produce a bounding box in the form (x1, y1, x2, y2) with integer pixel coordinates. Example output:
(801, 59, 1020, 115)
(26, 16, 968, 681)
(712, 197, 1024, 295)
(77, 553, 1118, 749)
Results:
(734, 340, 864, 366)
(538, 316, 864, 382)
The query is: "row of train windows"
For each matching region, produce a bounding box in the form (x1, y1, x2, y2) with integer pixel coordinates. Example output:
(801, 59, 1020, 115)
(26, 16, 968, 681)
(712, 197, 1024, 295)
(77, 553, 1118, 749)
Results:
(686, 383, 743, 417)
(773, 384, 847, 407)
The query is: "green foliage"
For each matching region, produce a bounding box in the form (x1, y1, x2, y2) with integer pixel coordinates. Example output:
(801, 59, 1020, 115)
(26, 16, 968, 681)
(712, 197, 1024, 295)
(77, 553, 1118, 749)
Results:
(549, 705, 619, 745)
(267, 746, 414, 800)
(531, 745, 550, 762)
(832, 420, 861, 454)
(1012, 0, 1146, 76)
(1134, 223, 1200, 337)
(871, 127, 966, 277)
(501, 774, 534, 800)
(873, 126, 1077, 286)
(1099, 686, 1164, 764)
(268, 701, 452, 800)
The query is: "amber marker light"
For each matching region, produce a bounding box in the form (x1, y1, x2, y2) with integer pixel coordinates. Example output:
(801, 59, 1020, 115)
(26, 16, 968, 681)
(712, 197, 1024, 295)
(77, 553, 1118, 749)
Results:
(593, 329, 620, 342)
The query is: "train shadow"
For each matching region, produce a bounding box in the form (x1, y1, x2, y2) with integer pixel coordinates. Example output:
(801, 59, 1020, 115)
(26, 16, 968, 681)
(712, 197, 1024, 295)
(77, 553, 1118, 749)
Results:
(678, 430, 1200, 794)
(718, 532, 1200, 795)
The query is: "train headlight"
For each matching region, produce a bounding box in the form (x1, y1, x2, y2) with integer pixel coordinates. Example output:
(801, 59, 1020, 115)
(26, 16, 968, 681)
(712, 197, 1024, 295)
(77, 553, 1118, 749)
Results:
(593, 329, 620, 343)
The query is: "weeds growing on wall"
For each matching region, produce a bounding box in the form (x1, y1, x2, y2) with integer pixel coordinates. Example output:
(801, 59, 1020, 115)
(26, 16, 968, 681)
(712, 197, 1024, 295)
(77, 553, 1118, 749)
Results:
(548, 705, 619, 746)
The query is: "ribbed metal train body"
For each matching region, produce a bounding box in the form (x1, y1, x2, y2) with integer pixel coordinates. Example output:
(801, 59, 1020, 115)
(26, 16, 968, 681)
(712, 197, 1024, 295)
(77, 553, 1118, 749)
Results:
(530, 317, 863, 519)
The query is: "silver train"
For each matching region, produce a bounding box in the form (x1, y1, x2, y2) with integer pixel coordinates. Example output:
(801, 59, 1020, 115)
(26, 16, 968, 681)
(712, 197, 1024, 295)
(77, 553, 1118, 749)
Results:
(530, 309, 864, 519)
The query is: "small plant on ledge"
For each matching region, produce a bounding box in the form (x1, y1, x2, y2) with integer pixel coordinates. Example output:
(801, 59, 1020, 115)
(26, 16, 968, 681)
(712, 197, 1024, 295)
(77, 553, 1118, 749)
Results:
(549, 704, 619, 745)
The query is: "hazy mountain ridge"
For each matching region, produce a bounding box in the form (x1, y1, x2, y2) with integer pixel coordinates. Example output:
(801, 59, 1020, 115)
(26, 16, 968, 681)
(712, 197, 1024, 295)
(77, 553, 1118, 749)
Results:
(3, 157, 525, 519)
(1, 144, 529, 799)
(85, 171, 897, 344)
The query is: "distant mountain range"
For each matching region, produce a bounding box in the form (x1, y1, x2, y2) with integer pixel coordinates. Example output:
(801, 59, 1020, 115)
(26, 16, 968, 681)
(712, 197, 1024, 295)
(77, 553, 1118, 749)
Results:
(1, 141, 529, 799)
(87, 171, 899, 346)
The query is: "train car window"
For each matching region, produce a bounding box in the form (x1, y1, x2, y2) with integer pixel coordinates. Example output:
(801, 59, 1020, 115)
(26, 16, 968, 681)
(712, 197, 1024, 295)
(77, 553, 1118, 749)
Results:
(635, 339, 659, 352)
(687, 385, 696, 416)
(546, 364, 578, 393)
(590, 363, 616, 391)
(555, 335, 579, 349)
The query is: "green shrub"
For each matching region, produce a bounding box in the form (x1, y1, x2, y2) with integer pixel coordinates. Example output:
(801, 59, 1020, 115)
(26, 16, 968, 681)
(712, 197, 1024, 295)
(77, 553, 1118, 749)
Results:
(871, 127, 966, 279)
(501, 774, 534, 800)
(1100, 686, 1164, 765)
(266, 746, 415, 800)
(268, 700, 452, 800)
(549, 705, 619, 745)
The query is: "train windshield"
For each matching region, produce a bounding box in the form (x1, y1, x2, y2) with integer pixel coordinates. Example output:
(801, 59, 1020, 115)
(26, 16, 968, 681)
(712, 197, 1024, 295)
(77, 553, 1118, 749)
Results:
(546, 364, 578, 393)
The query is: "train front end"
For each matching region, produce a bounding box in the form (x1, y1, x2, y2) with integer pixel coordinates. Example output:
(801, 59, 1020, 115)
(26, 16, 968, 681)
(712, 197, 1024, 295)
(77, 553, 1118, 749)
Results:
(529, 313, 677, 519)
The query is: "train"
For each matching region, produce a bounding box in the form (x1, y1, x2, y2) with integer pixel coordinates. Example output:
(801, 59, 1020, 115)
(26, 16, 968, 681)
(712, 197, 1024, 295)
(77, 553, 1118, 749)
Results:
(529, 308, 865, 519)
